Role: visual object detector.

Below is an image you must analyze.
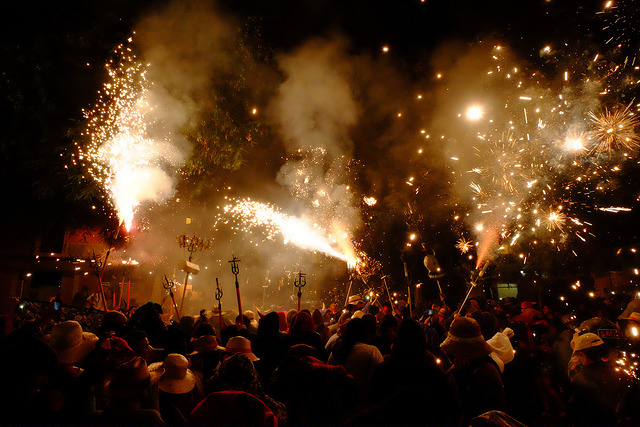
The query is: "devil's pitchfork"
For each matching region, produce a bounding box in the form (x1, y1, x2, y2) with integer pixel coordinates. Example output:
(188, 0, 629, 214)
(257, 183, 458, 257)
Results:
(229, 255, 242, 322)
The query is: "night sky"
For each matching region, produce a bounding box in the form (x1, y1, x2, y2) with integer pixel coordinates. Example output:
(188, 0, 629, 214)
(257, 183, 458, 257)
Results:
(2, 0, 640, 306)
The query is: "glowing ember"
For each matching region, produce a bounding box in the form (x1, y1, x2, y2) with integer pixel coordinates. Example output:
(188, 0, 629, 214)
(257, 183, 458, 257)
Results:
(598, 206, 632, 213)
(363, 196, 378, 206)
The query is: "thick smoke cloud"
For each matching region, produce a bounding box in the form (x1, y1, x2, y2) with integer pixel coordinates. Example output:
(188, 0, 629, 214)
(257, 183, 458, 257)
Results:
(271, 38, 362, 258)
(122, 3, 370, 314)
(272, 38, 358, 158)
(115, 0, 453, 314)
(135, 0, 236, 101)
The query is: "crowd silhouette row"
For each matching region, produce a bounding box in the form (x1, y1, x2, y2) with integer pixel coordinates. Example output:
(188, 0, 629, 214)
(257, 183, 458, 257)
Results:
(2, 289, 640, 426)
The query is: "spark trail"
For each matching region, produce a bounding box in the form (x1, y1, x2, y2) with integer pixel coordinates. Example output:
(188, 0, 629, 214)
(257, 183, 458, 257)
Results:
(216, 198, 358, 267)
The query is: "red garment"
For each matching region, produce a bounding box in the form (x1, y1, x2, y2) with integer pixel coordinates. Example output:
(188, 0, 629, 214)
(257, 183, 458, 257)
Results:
(277, 312, 288, 332)
(305, 355, 350, 376)
(512, 308, 542, 326)
(291, 312, 315, 334)
(191, 390, 277, 426)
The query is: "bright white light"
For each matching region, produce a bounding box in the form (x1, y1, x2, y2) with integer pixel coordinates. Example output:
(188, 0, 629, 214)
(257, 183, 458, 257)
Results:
(466, 106, 484, 120)
(363, 196, 377, 206)
(565, 136, 585, 151)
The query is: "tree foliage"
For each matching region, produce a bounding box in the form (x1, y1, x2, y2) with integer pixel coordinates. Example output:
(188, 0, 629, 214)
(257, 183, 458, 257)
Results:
(182, 21, 275, 196)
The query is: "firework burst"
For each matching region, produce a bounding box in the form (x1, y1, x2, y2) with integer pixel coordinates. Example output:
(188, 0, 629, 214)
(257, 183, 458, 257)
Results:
(456, 237, 474, 254)
(435, 44, 637, 261)
(563, 132, 588, 153)
(588, 106, 640, 156)
(473, 131, 530, 194)
(73, 38, 183, 231)
(546, 207, 567, 232)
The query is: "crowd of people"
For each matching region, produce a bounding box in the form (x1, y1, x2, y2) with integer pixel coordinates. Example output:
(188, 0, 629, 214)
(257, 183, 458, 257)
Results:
(2, 288, 640, 426)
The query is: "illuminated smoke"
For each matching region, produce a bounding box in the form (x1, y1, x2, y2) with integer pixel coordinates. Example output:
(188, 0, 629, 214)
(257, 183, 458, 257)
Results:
(270, 38, 362, 263)
(75, 40, 186, 230)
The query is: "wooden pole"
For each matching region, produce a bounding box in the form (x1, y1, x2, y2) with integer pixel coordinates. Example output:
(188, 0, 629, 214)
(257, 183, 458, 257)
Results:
(163, 275, 181, 320)
(235, 278, 242, 320)
(382, 276, 395, 313)
(179, 253, 193, 315)
(179, 271, 190, 315)
(170, 289, 181, 320)
(344, 280, 353, 307)
(404, 263, 412, 318)
(458, 262, 489, 315)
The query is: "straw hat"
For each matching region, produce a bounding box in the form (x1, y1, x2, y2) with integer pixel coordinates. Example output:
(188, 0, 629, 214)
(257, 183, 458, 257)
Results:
(102, 310, 127, 329)
(188, 335, 224, 356)
(329, 311, 352, 334)
(224, 336, 259, 361)
(440, 316, 491, 362)
(244, 310, 258, 329)
(352, 310, 365, 319)
(347, 295, 364, 305)
(521, 301, 534, 310)
(110, 356, 152, 386)
(622, 312, 640, 323)
(149, 353, 197, 394)
(572, 332, 604, 353)
(45, 320, 98, 364)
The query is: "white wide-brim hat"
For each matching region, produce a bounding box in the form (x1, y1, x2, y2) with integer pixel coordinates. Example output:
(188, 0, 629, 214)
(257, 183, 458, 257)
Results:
(44, 320, 98, 364)
(149, 353, 197, 394)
